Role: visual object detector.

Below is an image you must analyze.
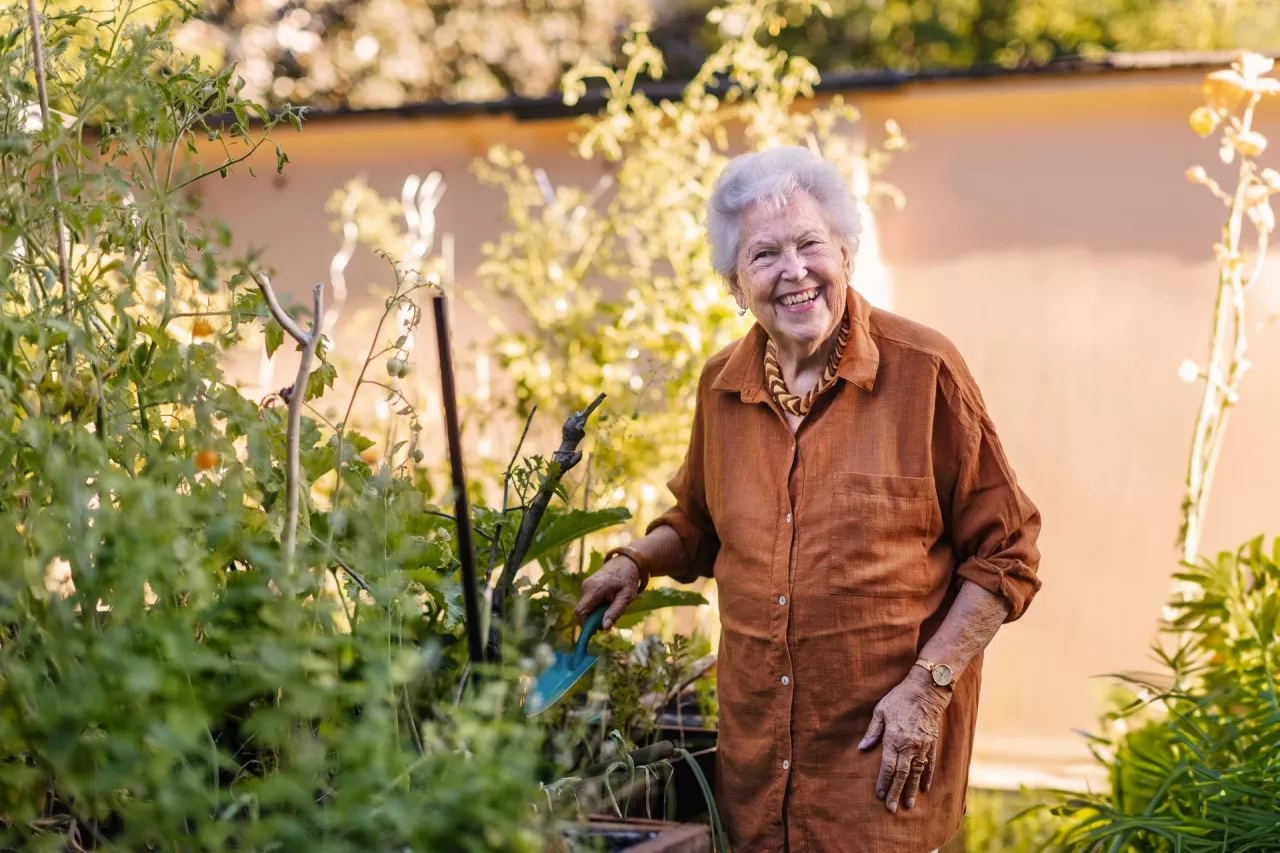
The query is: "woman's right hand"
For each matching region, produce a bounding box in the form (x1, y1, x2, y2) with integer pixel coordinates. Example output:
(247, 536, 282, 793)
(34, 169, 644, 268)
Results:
(575, 555, 641, 630)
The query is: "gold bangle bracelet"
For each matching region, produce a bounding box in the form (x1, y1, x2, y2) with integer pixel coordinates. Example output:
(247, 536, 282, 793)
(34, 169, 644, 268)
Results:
(604, 545, 651, 596)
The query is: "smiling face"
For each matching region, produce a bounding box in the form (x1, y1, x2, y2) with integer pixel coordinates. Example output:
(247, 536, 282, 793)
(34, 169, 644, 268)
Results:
(730, 191, 851, 357)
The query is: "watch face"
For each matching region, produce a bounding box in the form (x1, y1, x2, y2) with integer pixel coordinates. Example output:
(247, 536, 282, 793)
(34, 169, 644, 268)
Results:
(932, 664, 954, 686)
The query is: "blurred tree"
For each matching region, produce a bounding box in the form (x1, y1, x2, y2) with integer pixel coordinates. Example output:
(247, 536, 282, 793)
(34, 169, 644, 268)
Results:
(181, 0, 1280, 112)
(182, 0, 651, 109)
(673, 0, 1280, 75)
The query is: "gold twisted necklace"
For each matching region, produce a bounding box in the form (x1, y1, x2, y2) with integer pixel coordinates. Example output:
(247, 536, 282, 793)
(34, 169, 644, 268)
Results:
(763, 316, 850, 417)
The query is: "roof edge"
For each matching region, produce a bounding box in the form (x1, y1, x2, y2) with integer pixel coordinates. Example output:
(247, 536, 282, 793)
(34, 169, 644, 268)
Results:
(266, 49, 1264, 127)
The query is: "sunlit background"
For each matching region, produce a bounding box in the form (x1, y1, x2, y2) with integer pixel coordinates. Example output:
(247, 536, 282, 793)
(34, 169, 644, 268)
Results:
(9, 0, 1280, 847)
(179, 0, 1280, 812)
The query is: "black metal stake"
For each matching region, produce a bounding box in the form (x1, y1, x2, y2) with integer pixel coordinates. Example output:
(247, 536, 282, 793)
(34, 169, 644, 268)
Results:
(432, 293, 485, 668)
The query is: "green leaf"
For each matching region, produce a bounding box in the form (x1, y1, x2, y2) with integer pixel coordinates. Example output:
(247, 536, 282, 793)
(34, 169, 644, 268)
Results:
(265, 319, 284, 357)
(522, 507, 631, 567)
(275, 143, 289, 174)
(428, 578, 466, 628)
(345, 432, 375, 454)
(614, 587, 708, 629)
(301, 430, 376, 482)
(233, 290, 265, 322)
(304, 361, 337, 402)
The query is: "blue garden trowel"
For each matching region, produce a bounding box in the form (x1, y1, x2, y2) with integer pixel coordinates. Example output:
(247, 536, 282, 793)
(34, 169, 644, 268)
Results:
(524, 604, 608, 717)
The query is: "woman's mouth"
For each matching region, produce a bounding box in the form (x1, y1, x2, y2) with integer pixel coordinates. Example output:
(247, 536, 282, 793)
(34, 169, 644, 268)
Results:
(777, 287, 821, 312)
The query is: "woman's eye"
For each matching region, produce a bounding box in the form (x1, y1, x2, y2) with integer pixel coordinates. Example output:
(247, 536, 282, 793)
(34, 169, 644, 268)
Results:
(801, 240, 819, 250)
(753, 250, 775, 261)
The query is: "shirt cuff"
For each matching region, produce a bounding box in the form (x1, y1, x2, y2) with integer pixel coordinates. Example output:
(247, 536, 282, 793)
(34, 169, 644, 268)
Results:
(643, 510, 717, 583)
(954, 554, 1042, 622)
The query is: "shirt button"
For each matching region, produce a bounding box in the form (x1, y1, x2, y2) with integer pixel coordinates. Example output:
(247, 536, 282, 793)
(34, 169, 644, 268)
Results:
(782, 759, 791, 770)
(785, 512, 792, 523)
(781, 675, 790, 686)
(778, 595, 787, 605)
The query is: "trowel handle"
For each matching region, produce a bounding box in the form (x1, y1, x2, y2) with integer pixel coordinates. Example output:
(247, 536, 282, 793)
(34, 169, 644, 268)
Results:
(573, 604, 608, 666)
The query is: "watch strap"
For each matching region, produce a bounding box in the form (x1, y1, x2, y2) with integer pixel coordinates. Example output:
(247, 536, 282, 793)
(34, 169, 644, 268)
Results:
(915, 658, 955, 688)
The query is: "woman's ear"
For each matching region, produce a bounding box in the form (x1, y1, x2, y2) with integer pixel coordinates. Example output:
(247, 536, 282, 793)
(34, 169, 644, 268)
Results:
(726, 274, 745, 310)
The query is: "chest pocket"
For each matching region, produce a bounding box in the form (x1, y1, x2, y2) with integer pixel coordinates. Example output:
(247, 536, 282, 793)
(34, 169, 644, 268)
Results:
(824, 471, 933, 597)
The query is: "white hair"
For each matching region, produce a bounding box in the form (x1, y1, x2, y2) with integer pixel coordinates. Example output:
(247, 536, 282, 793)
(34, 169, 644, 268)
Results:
(706, 146, 862, 278)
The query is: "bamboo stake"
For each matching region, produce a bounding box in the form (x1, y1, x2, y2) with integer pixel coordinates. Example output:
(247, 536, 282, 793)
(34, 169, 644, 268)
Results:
(432, 293, 485, 667)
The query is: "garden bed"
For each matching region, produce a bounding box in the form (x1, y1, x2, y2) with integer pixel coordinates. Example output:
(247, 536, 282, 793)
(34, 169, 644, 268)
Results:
(562, 818, 710, 853)
(581, 744, 717, 825)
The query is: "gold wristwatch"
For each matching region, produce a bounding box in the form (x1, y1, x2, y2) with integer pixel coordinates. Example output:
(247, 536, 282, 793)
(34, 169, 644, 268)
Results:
(914, 659, 955, 688)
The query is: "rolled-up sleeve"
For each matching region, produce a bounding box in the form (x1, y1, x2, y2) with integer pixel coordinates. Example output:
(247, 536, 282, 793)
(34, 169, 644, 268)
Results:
(640, 367, 720, 584)
(936, 362, 1042, 622)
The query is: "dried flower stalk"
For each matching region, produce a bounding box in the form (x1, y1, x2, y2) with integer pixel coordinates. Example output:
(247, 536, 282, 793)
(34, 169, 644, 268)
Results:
(1179, 53, 1280, 567)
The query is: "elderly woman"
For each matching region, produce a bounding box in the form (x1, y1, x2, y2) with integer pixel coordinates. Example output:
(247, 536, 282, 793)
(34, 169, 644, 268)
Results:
(575, 146, 1041, 853)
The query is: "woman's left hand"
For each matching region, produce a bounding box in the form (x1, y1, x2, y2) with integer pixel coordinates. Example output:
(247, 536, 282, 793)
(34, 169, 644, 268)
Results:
(858, 667, 952, 814)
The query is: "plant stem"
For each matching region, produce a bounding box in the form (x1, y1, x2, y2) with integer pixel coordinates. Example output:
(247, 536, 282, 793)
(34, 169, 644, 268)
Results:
(1179, 95, 1266, 566)
(25, 0, 73, 365)
(329, 279, 431, 539)
(253, 273, 324, 571)
(400, 689, 424, 756)
(483, 407, 536, 589)
(423, 510, 493, 542)
(578, 451, 592, 577)
(486, 393, 605, 663)
(314, 540, 371, 594)
(453, 406, 536, 702)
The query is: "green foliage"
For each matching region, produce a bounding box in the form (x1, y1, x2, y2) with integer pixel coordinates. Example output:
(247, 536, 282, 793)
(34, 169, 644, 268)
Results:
(679, 0, 1280, 76)
(614, 588, 709, 630)
(1050, 536, 1280, 852)
(0, 4, 728, 848)
(595, 633, 712, 740)
(529, 507, 633, 568)
(960, 788, 1063, 853)
(189, 0, 650, 109)
(178, 0, 1280, 114)
(0, 4, 621, 849)
(467, 0, 906, 517)
(518, 538, 712, 757)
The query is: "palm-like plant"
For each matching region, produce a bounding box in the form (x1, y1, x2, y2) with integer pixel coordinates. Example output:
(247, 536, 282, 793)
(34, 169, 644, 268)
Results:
(1051, 537, 1280, 852)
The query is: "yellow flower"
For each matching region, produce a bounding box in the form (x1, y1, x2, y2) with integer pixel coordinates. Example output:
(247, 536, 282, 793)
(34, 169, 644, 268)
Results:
(1185, 165, 1209, 184)
(1188, 106, 1220, 138)
(1237, 53, 1275, 81)
(1202, 71, 1248, 110)
(1233, 130, 1268, 158)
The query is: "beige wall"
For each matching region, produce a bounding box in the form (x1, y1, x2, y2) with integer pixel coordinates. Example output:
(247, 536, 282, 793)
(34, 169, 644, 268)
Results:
(858, 74, 1280, 788)
(195, 68, 1280, 789)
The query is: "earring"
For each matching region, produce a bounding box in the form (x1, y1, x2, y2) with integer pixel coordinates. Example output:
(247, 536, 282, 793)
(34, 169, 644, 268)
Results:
(738, 306, 747, 317)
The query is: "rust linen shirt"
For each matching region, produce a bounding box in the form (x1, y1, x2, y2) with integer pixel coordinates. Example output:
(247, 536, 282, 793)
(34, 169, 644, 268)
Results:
(637, 287, 1042, 853)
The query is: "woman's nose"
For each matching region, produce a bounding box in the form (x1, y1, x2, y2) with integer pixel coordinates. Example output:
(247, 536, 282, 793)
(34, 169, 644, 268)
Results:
(780, 248, 807, 281)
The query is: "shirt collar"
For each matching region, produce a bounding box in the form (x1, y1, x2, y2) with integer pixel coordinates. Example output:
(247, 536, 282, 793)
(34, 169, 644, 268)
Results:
(711, 285, 880, 401)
